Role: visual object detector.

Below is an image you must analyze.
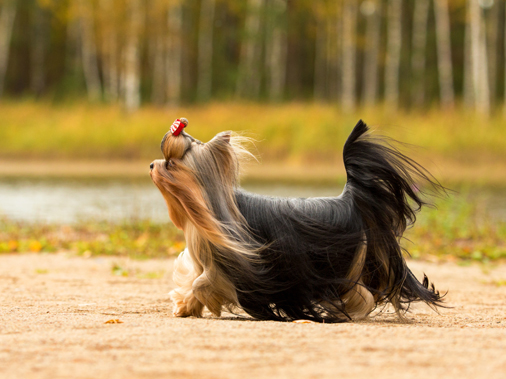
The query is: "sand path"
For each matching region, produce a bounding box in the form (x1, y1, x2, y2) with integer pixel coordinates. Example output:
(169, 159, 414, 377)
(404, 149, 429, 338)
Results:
(0, 253, 505, 379)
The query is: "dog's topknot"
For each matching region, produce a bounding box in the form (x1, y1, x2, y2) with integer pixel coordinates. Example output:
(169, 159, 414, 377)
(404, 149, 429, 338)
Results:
(161, 118, 192, 161)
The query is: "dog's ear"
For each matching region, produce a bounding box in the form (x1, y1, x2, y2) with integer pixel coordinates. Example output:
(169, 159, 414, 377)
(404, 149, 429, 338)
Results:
(209, 132, 231, 145)
(220, 132, 231, 144)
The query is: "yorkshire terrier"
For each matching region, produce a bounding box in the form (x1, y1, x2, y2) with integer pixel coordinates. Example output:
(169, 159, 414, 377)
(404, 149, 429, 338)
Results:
(150, 118, 443, 322)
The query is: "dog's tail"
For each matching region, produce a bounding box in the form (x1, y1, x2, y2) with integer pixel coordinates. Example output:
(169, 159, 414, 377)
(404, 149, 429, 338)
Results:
(343, 120, 444, 313)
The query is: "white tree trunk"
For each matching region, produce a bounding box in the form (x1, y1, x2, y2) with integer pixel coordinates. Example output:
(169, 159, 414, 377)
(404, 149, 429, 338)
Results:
(385, 0, 402, 109)
(0, 0, 17, 97)
(197, 0, 216, 102)
(362, 0, 382, 107)
(433, 0, 455, 109)
(341, 0, 357, 111)
(166, 3, 183, 106)
(267, 0, 286, 102)
(236, 0, 265, 99)
(105, 31, 119, 103)
(124, 0, 142, 112)
(77, 0, 102, 102)
(470, 0, 490, 115)
(478, 7, 490, 115)
(486, 3, 499, 106)
(99, 0, 119, 102)
(411, 0, 430, 108)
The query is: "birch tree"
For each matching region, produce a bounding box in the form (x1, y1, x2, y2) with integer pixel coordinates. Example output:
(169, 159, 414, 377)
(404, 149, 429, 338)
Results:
(1, 0, 502, 109)
(77, 0, 102, 102)
(166, 2, 183, 106)
(124, 0, 142, 111)
(313, 2, 327, 101)
(151, 33, 166, 105)
(362, 0, 382, 107)
(265, 0, 287, 102)
(236, 0, 265, 99)
(485, 1, 499, 106)
(332, 1, 343, 101)
(469, 0, 489, 115)
(385, 0, 402, 109)
(341, 0, 358, 111)
(411, 0, 430, 108)
(0, 0, 17, 97)
(433, 0, 455, 108)
(99, 0, 120, 102)
(197, 0, 216, 102)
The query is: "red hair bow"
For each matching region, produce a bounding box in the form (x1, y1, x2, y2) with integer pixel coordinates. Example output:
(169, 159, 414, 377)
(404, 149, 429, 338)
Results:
(170, 118, 188, 136)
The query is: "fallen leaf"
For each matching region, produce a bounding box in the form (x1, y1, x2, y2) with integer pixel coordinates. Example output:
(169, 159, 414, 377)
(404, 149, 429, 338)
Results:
(292, 320, 316, 324)
(104, 319, 124, 324)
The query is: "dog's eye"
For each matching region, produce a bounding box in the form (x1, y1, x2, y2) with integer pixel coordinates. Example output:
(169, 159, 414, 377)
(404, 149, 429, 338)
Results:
(166, 159, 174, 169)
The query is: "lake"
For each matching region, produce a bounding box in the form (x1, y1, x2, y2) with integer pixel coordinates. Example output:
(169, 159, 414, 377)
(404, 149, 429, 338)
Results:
(0, 178, 346, 224)
(1, 178, 505, 224)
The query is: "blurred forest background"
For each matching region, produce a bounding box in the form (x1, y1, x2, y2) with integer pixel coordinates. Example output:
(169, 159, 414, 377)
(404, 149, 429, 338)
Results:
(0, 0, 504, 111)
(1, 0, 506, 261)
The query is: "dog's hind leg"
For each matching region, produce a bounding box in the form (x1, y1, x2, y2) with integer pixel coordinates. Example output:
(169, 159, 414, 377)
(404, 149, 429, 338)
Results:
(170, 249, 238, 317)
(342, 241, 375, 320)
(192, 267, 238, 317)
(342, 281, 375, 320)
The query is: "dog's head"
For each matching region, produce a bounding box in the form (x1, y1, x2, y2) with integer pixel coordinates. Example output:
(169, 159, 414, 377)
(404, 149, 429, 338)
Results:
(150, 118, 250, 231)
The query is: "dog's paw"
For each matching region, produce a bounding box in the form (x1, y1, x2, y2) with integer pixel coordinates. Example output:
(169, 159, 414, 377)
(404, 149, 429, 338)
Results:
(170, 289, 204, 317)
(173, 306, 191, 318)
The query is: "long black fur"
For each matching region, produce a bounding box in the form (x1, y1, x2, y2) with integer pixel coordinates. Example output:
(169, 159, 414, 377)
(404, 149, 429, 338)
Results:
(216, 120, 443, 322)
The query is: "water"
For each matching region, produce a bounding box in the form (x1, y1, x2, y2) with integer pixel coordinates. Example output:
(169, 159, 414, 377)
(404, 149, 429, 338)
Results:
(1, 178, 505, 224)
(0, 178, 346, 224)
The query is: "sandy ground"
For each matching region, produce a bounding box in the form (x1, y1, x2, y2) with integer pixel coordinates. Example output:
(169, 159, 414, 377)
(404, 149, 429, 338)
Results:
(0, 254, 505, 379)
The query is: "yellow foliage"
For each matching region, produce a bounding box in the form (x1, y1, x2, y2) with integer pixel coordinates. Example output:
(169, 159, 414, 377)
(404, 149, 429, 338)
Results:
(8, 240, 18, 252)
(29, 241, 43, 253)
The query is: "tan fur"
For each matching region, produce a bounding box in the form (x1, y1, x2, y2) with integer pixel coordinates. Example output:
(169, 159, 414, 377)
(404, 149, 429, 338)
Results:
(341, 241, 375, 320)
(170, 248, 204, 317)
(151, 133, 249, 317)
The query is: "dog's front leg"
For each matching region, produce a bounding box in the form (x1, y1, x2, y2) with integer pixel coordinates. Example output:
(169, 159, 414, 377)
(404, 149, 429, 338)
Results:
(170, 249, 205, 317)
(170, 272, 225, 317)
(170, 288, 205, 317)
(191, 273, 225, 317)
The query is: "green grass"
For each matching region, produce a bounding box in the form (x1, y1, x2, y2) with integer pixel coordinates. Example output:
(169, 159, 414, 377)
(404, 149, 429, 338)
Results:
(405, 193, 506, 262)
(1, 192, 505, 262)
(0, 218, 185, 259)
(1, 101, 506, 162)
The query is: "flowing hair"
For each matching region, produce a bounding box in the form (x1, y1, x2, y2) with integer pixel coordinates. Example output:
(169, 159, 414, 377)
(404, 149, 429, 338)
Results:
(150, 121, 444, 322)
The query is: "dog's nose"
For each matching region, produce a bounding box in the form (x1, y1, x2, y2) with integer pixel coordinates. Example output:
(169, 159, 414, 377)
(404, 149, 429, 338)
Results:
(150, 162, 154, 170)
